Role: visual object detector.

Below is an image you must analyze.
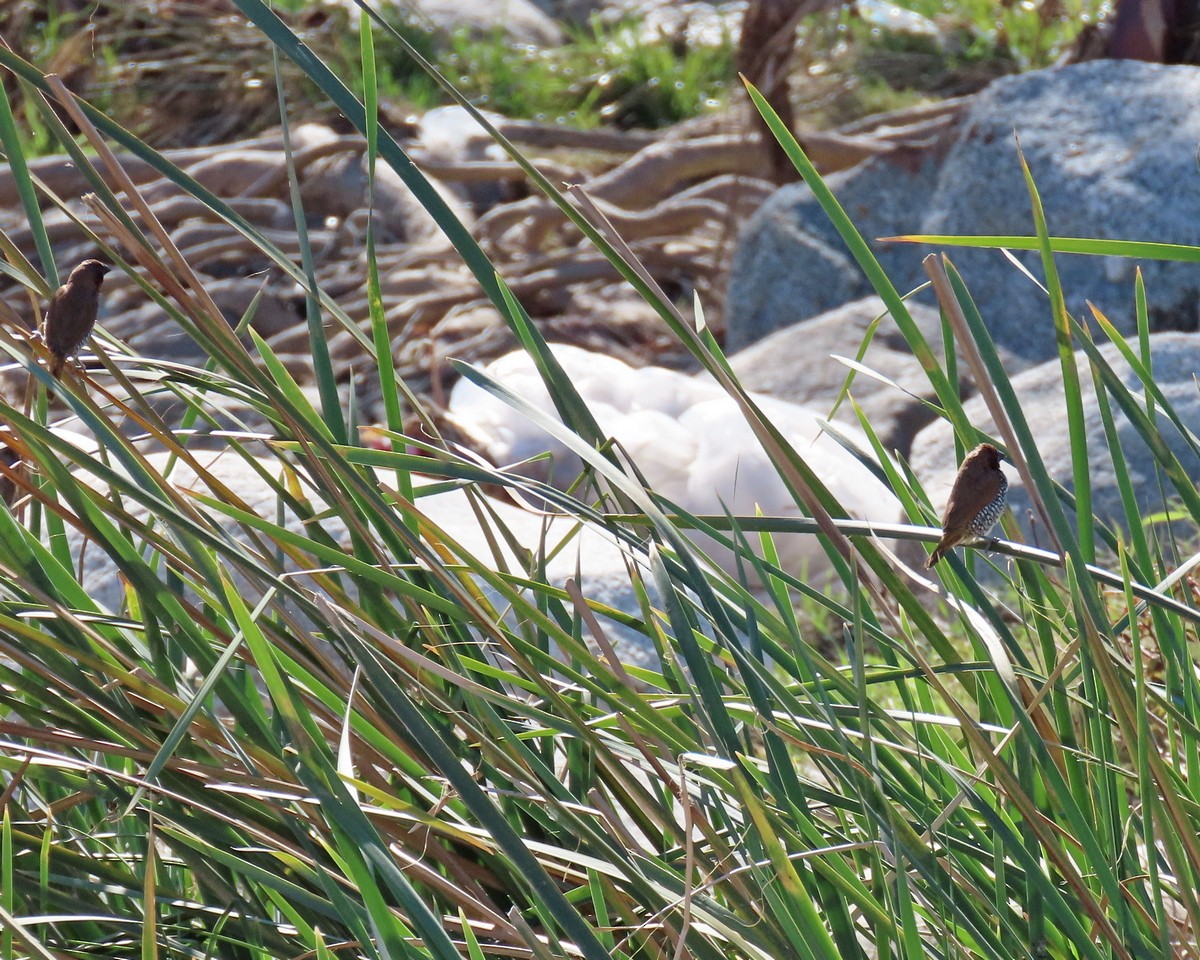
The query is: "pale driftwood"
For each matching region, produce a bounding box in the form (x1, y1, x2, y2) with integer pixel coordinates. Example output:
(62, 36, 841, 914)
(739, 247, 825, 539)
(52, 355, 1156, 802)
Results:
(835, 96, 971, 136)
(493, 119, 660, 153)
(172, 225, 329, 265)
(1, 135, 362, 227)
(4, 205, 92, 250)
(793, 127, 902, 171)
(549, 174, 773, 245)
(430, 313, 516, 358)
(474, 134, 763, 244)
(292, 220, 719, 366)
(0, 123, 636, 213)
(866, 113, 959, 147)
(670, 173, 776, 209)
(5, 193, 293, 265)
(381, 246, 700, 342)
(371, 265, 466, 302)
(147, 195, 293, 230)
(3, 194, 291, 256)
(475, 129, 892, 247)
(407, 153, 580, 186)
(140, 152, 286, 205)
(571, 134, 768, 209)
(238, 135, 366, 198)
(471, 196, 548, 247)
(0, 136, 284, 208)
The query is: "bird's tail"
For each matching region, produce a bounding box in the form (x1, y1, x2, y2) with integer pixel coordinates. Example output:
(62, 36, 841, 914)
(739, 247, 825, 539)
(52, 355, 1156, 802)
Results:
(49, 354, 65, 378)
(925, 543, 948, 568)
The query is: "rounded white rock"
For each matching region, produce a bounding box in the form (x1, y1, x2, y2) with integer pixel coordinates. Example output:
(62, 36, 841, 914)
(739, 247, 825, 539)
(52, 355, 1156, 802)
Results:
(449, 344, 901, 581)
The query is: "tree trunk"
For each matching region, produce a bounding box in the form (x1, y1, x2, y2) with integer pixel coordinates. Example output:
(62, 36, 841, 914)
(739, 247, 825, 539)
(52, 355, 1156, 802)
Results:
(735, 0, 843, 184)
(1068, 0, 1200, 63)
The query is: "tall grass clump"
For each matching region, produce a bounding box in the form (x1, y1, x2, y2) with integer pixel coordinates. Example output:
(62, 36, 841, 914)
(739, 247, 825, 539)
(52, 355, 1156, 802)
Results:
(0, 3, 1199, 958)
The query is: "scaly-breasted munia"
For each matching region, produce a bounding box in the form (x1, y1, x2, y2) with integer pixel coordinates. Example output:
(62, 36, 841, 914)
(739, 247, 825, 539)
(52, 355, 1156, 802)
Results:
(44, 259, 110, 377)
(926, 442, 1008, 568)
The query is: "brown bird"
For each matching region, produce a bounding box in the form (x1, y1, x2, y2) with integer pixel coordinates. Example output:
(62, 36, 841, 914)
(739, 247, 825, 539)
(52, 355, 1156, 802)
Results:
(926, 443, 1008, 568)
(44, 259, 110, 377)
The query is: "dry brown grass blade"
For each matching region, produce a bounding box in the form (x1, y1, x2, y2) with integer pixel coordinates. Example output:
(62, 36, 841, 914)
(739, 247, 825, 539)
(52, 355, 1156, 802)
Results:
(52, 84, 385, 562)
(567, 184, 885, 600)
(922, 252, 1061, 557)
(566, 185, 688, 330)
(45, 75, 235, 351)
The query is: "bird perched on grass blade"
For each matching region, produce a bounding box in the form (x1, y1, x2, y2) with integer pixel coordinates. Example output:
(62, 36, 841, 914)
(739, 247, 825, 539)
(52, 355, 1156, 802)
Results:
(44, 259, 110, 378)
(926, 442, 1008, 568)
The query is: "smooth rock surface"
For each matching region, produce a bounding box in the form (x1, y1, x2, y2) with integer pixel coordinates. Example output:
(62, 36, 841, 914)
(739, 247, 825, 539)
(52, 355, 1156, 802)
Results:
(923, 60, 1200, 361)
(727, 296, 959, 458)
(727, 61, 1200, 362)
(725, 150, 944, 352)
(449, 344, 903, 579)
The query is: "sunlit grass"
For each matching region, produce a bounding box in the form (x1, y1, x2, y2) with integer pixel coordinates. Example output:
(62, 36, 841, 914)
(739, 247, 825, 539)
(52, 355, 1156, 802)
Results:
(415, 21, 735, 129)
(1, 0, 1199, 957)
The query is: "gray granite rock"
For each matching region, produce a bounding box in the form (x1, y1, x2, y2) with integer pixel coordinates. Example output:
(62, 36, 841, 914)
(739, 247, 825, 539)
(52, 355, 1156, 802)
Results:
(910, 332, 1200, 556)
(923, 60, 1200, 362)
(724, 150, 944, 352)
(727, 60, 1200, 363)
(727, 295, 1023, 459)
(449, 343, 903, 582)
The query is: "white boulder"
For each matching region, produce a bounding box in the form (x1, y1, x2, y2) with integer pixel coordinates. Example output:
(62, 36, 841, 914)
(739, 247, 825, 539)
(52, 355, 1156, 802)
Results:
(449, 344, 902, 579)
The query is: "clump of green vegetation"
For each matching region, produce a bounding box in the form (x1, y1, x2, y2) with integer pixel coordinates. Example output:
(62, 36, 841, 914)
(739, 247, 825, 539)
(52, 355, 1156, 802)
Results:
(2, 0, 1110, 158)
(791, 0, 1109, 122)
(900, 0, 1108, 68)
(0, 0, 735, 154)
(429, 23, 735, 130)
